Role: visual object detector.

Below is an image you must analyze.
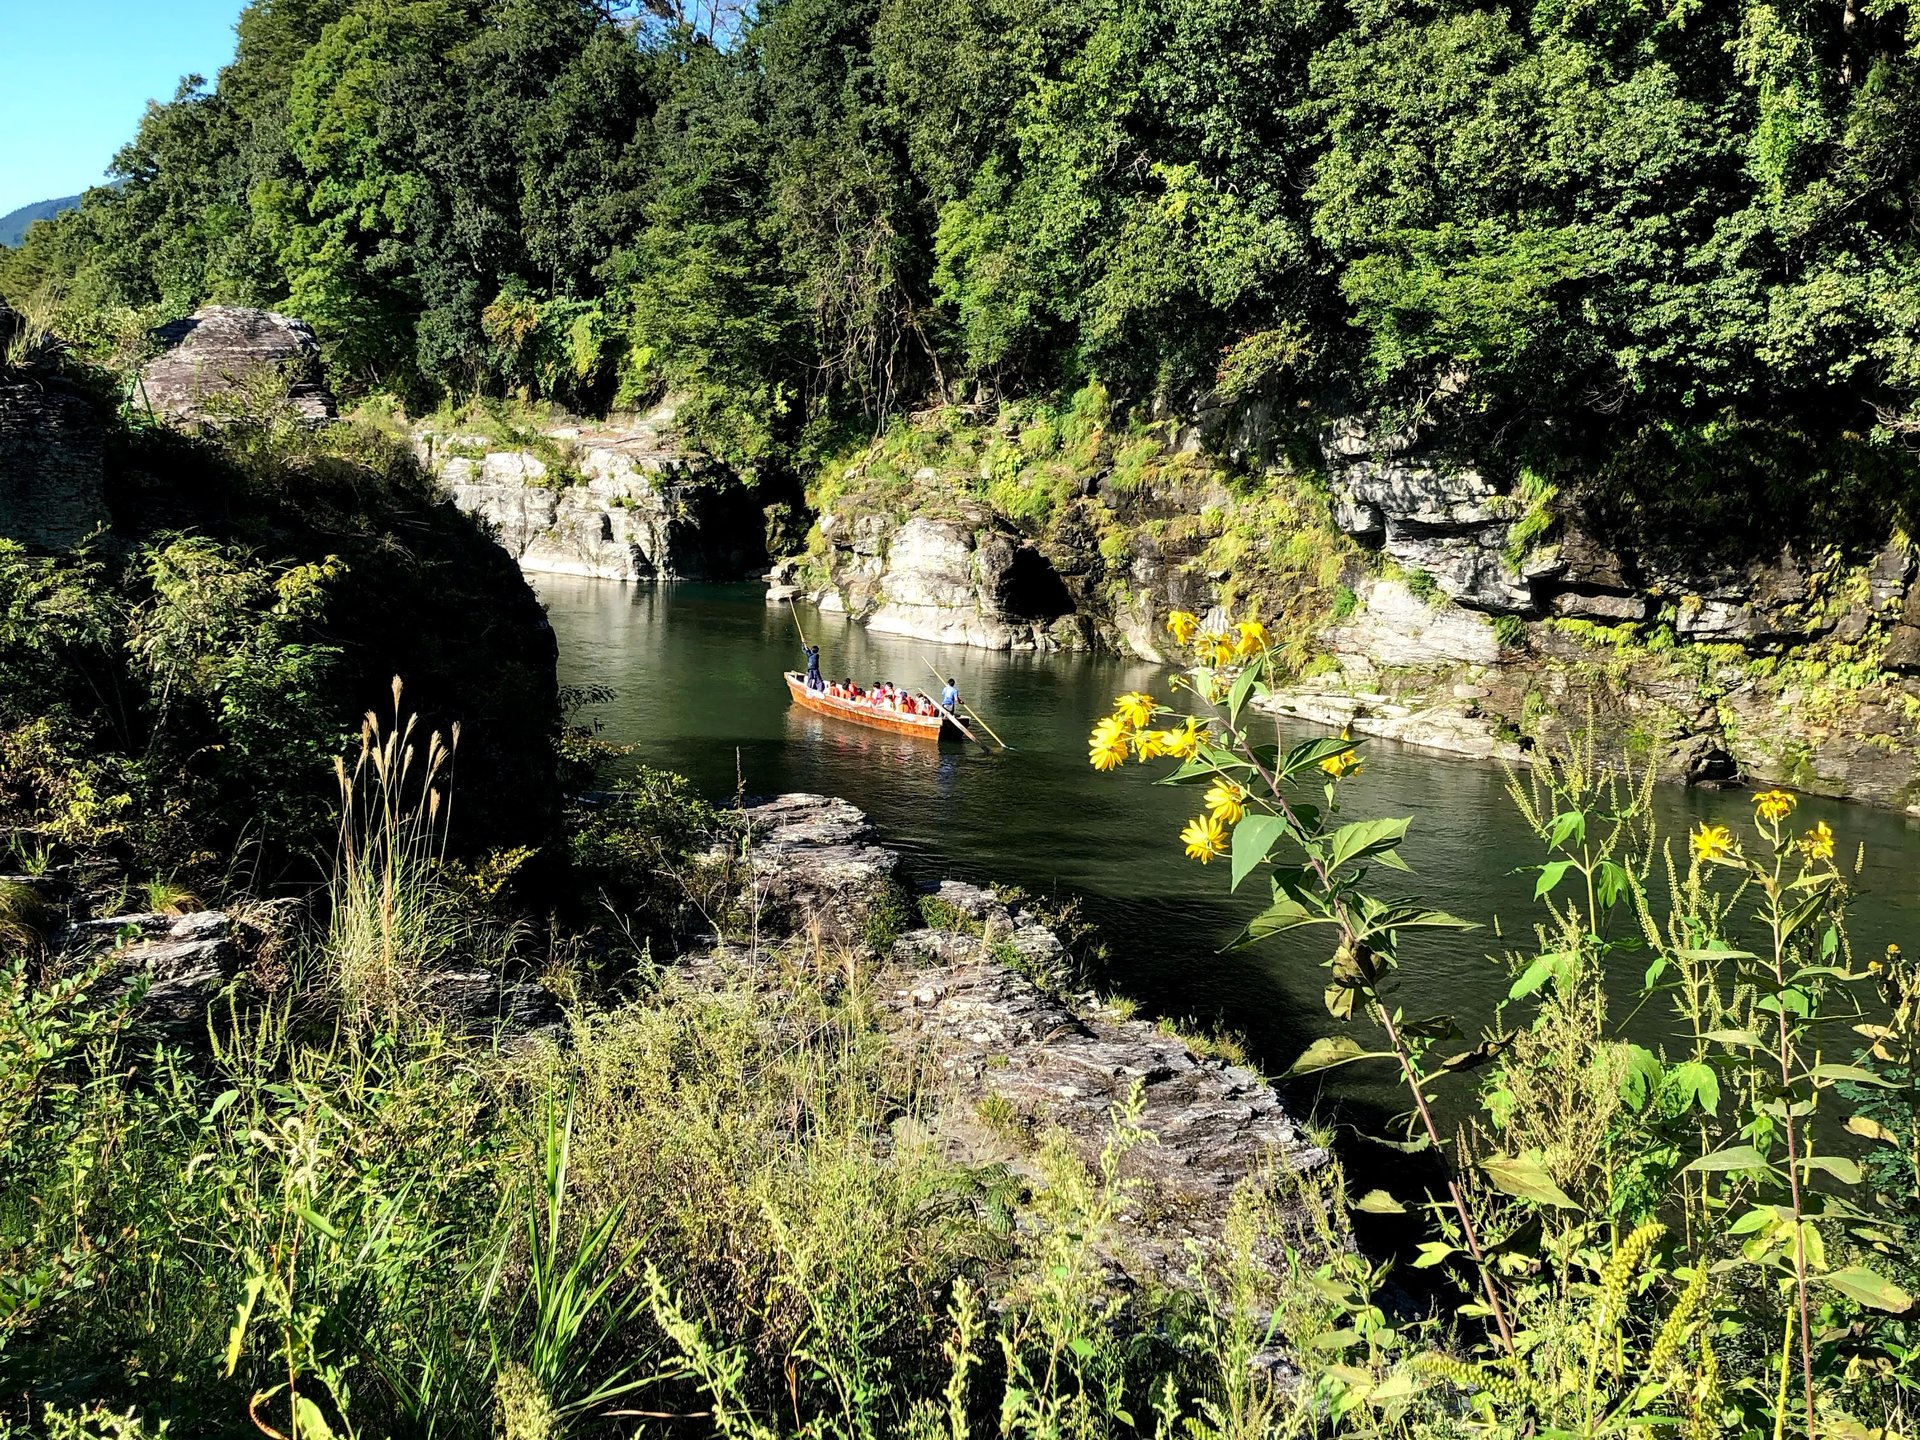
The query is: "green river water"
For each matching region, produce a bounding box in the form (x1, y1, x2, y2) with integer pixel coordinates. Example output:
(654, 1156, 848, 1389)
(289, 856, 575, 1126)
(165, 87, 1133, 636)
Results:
(541, 575, 1920, 1116)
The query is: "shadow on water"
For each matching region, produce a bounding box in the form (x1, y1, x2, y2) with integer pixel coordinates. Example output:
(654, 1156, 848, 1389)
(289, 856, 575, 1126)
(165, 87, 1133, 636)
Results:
(540, 577, 1920, 1146)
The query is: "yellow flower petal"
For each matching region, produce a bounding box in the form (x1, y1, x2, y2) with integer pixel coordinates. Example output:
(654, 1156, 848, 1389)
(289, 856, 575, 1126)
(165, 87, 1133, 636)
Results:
(1205, 780, 1247, 825)
(1181, 814, 1228, 863)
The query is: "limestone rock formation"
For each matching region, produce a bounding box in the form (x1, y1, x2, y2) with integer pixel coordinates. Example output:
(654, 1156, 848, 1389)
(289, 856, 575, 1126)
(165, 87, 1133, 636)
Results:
(421, 407, 765, 581)
(141, 306, 337, 425)
(1322, 408, 1536, 615)
(814, 505, 1077, 650)
(730, 794, 1328, 1295)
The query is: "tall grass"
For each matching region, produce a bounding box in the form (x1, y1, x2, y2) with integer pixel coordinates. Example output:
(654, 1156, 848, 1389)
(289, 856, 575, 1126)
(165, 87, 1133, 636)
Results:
(326, 678, 460, 1018)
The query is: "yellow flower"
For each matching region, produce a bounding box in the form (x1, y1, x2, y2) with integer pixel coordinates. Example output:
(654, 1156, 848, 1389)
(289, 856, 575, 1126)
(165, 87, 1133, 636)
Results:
(1205, 780, 1247, 825)
(1166, 610, 1199, 645)
(1114, 691, 1156, 728)
(1162, 717, 1209, 759)
(1798, 819, 1835, 862)
(1752, 789, 1797, 824)
(1181, 814, 1228, 863)
(1133, 728, 1168, 762)
(1319, 748, 1363, 780)
(1690, 823, 1737, 863)
(1088, 717, 1130, 771)
(1196, 630, 1236, 667)
(1234, 619, 1268, 656)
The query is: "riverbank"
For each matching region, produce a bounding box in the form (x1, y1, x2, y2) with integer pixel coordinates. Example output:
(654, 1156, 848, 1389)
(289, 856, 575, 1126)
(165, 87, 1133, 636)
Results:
(5, 781, 1353, 1432)
(408, 387, 1920, 813)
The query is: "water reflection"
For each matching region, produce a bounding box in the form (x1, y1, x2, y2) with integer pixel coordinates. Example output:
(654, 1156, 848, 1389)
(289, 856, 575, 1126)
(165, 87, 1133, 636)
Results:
(539, 575, 1920, 1114)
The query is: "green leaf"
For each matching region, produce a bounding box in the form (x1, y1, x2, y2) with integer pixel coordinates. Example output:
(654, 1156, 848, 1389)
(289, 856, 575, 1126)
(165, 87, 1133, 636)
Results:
(1228, 894, 1337, 949)
(1509, 952, 1571, 1001)
(296, 1207, 341, 1240)
(1595, 860, 1630, 908)
(225, 1274, 265, 1378)
(1359, 905, 1477, 941)
(1479, 1154, 1579, 1208)
(1231, 813, 1290, 893)
(1669, 1060, 1720, 1116)
(1411, 1242, 1457, 1269)
(1284, 1034, 1395, 1077)
(1620, 1045, 1663, 1108)
(293, 1396, 339, 1440)
(1823, 1266, 1915, 1313)
(1799, 1155, 1862, 1185)
(1548, 810, 1586, 849)
(205, 1088, 240, 1122)
(1227, 663, 1261, 722)
(1809, 1063, 1889, 1088)
(1686, 1145, 1768, 1173)
(1281, 735, 1365, 778)
(1354, 1189, 1406, 1214)
(1327, 816, 1410, 874)
(1154, 755, 1236, 785)
(1534, 860, 1573, 901)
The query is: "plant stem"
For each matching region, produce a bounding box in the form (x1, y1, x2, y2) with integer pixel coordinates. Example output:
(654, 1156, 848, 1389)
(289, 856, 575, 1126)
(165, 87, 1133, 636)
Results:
(1769, 906, 1818, 1440)
(1244, 742, 1518, 1355)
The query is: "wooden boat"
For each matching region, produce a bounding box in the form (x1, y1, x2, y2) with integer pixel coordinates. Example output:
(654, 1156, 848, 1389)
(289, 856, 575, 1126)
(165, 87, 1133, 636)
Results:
(784, 672, 968, 742)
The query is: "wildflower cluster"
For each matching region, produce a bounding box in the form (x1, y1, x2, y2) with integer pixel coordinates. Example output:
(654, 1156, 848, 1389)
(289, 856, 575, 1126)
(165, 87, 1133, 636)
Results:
(1087, 691, 1208, 774)
(1688, 787, 1837, 874)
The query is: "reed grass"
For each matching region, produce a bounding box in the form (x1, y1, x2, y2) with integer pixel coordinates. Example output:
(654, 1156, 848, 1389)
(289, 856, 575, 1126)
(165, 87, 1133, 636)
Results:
(325, 678, 461, 1020)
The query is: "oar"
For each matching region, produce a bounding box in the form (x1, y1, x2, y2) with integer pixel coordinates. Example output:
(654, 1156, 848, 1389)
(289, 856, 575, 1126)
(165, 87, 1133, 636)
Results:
(921, 658, 1005, 753)
(788, 596, 809, 648)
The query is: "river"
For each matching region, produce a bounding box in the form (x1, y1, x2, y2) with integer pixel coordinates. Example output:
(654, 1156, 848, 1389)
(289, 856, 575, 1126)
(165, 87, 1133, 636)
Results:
(540, 576, 1920, 1116)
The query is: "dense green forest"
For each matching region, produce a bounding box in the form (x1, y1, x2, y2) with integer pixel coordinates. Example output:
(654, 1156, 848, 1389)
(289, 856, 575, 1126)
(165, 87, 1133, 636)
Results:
(10, 0, 1920, 507)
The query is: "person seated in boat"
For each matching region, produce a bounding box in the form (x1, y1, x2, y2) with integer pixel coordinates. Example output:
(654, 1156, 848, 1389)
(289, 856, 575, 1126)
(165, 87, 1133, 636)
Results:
(914, 692, 935, 715)
(941, 678, 959, 712)
(803, 644, 824, 691)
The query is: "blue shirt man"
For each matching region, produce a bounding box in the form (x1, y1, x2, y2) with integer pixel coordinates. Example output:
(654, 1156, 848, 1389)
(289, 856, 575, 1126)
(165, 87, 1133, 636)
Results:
(940, 679, 959, 711)
(804, 645, 823, 691)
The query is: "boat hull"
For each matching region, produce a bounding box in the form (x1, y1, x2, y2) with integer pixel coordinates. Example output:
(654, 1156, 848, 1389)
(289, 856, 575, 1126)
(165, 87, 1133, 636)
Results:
(785, 673, 964, 742)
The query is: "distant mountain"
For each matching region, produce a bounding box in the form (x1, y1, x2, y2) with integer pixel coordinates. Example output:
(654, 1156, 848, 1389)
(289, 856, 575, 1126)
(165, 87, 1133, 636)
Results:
(0, 195, 81, 248)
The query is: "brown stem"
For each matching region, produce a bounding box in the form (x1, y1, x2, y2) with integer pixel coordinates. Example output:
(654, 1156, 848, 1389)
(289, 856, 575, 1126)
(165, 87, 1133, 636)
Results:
(1376, 995, 1519, 1355)
(1246, 743, 1518, 1355)
(1773, 940, 1818, 1440)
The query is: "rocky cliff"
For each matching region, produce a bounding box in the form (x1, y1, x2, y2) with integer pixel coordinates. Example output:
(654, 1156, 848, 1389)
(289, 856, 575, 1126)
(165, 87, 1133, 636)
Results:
(802, 501, 1080, 650)
(776, 391, 1920, 810)
(416, 405, 768, 581)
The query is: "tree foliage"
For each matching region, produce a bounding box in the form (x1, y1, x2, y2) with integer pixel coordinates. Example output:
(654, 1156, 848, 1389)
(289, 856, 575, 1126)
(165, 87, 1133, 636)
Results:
(9, 0, 1920, 507)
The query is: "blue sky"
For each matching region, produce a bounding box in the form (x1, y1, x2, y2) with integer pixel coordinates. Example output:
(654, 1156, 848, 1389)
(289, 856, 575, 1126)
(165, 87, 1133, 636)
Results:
(0, 0, 248, 217)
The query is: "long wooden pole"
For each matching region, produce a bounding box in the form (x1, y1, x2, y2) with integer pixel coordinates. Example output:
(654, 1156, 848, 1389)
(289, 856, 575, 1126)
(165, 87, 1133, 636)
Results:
(787, 596, 809, 648)
(921, 659, 1006, 752)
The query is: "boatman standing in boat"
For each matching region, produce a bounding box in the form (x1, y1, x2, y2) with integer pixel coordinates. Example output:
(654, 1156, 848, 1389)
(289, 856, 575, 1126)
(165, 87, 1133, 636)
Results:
(941, 677, 959, 712)
(803, 644, 824, 692)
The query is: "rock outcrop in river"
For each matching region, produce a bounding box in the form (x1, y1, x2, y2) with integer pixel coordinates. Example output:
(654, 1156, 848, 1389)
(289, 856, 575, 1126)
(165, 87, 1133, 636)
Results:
(804, 484, 1081, 649)
(731, 793, 1329, 1293)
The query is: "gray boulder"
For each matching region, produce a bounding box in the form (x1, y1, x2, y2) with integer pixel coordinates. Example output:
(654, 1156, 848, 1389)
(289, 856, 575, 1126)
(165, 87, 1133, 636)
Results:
(141, 306, 337, 425)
